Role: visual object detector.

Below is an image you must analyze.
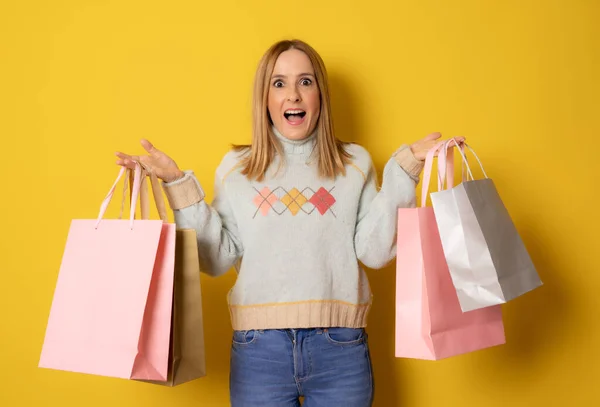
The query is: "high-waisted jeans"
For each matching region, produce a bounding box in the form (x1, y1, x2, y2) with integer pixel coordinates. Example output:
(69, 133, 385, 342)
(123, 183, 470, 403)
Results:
(229, 328, 374, 406)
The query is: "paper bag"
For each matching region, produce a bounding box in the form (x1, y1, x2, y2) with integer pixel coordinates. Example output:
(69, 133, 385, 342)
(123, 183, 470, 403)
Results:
(136, 172, 206, 386)
(395, 141, 505, 360)
(39, 164, 176, 381)
(430, 139, 542, 312)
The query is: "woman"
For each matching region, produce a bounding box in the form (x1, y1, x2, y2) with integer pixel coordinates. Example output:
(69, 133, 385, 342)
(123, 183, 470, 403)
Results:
(117, 39, 460, 406)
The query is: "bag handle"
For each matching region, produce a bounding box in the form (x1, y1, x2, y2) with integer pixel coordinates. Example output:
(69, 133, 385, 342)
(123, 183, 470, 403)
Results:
(421, 140, 452, 207)
(117, 167, 130, 220)
(149, 173, 169, 222)
(446, 138, 489, 181)
(437, 138, 468, 190)
(130, 168, 169, 222)
(436, 137, 490, 191)
(130, 170, 150, 220)
(436, 141, 455, 191)
(95, 162, 143, 229)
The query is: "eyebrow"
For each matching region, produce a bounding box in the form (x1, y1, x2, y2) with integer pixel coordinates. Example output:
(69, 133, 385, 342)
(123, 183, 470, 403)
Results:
(271, 73, 315, 79)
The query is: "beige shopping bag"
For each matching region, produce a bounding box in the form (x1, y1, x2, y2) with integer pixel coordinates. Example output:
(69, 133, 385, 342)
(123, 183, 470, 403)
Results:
(135, 172, 206, 386)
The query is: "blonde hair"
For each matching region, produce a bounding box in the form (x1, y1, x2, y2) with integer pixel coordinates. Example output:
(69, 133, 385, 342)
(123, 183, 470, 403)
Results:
(234, 39, 352, 181)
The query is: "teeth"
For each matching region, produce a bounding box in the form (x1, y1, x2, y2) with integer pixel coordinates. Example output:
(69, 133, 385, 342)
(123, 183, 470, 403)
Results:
(285, 109, 305, 114)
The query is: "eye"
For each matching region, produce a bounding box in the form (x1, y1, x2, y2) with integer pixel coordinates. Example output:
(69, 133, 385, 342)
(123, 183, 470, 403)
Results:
(300, 78, 313, 86)
(273, 80, 284, 88)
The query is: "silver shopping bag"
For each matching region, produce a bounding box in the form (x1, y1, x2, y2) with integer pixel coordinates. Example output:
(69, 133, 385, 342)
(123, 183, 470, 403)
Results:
(430, 139, 542, 312)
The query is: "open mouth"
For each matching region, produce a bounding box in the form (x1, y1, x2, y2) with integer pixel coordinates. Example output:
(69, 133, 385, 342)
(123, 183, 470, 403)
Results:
(284, 109, 306, 124)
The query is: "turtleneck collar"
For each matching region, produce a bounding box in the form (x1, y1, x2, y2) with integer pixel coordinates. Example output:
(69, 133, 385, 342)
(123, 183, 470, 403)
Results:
(272, 125, 317, 157)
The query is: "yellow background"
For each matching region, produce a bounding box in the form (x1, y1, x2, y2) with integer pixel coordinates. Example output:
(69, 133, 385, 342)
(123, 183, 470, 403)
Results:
(1, 0, 598, 405)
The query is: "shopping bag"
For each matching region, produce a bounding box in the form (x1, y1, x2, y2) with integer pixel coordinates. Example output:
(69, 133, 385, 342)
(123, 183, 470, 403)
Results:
(430, 139, 542, 312)
(39, 163, 176, 380)
(395, 141, 505, 360)
(135, 172, 206, 386)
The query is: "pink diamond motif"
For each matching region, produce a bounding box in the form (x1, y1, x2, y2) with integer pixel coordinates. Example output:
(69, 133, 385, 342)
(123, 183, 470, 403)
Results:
(309, 187, 336, 215)
(253, 187, 278, 216)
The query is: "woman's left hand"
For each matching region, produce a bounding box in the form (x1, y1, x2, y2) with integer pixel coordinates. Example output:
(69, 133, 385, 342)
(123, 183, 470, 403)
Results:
(409, 132, 466, 161)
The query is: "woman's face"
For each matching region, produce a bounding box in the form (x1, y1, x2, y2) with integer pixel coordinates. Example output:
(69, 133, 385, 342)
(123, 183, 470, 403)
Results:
(268, 49, 321, 141)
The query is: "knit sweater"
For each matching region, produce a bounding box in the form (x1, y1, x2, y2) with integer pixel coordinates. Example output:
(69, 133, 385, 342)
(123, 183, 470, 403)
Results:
(162, 128, 423, 330)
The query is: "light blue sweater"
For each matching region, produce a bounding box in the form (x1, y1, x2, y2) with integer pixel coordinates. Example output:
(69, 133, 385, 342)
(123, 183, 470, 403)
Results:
(162, 128, 422, 330)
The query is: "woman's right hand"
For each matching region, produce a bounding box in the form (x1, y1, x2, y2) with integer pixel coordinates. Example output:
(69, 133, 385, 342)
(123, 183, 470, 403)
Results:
(116, 139, 185, 183)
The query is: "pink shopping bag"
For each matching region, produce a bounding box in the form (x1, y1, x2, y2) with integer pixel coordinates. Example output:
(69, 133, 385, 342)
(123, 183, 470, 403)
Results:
(39, 163, 176, 380)
(395, 141, 505, 360)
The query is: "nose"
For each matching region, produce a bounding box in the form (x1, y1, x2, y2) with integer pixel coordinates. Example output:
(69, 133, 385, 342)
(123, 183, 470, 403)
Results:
(287, 86, 301, 102)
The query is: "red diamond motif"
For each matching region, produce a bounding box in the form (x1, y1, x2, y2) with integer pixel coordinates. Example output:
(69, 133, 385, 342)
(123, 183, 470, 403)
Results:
(309, 187, 336, 215)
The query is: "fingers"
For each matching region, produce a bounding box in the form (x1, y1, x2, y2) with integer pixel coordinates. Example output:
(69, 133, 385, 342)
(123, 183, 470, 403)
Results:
(137, 157, 155, 174)
(115, 158, 137, 170)
(422, 133, 466, 144)
(115, 151, 132, 160)
(410, 134, 467, 161)
(115, 149, 157, 176)
(425, 132, 442, 141)
(115, 152, 133, 169)
(141, 139, 157, 154)
(448, 136, 466, 147)
(115, 152, 141, 170)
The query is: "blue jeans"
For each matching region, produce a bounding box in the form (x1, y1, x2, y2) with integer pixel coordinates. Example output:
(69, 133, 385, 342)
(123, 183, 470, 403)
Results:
(229, 328, 374, 406)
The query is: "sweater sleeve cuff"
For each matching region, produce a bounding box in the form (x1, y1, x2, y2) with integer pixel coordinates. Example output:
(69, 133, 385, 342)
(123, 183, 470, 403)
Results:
(161, 171, 205, 210)
(393, 145, 424, 179)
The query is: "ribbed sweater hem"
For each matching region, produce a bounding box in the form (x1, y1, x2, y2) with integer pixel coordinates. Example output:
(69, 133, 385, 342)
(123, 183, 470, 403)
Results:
(228, 300, 372, 331)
